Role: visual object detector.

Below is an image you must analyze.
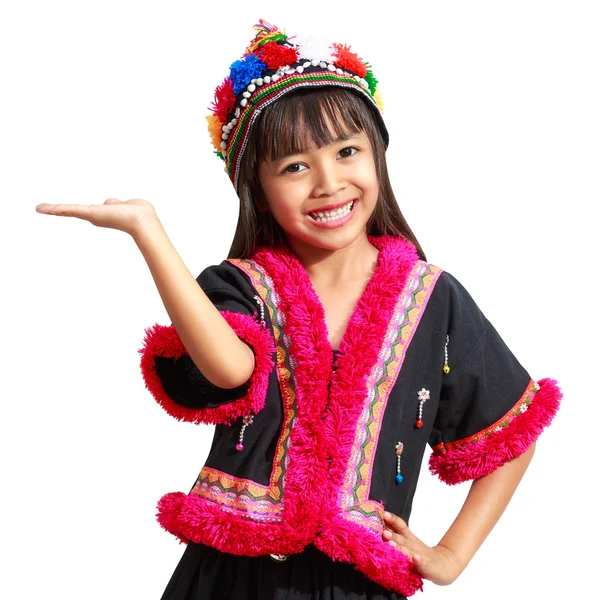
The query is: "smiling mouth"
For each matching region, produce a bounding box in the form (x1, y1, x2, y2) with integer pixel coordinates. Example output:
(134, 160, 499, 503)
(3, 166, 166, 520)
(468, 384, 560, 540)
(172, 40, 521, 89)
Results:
(308, 199, 356, 222)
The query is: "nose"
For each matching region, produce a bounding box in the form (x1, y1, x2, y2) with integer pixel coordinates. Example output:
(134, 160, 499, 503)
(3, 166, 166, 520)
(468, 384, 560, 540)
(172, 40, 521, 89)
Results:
(312, 159, 347, 198)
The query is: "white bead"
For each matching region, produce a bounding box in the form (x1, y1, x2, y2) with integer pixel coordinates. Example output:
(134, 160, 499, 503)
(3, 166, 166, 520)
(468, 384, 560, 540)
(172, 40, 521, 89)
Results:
(256, 78, 263, 86)
(222, 125, 228, 132)
(336, 68, 343, 75)
(222, 133, 229, 140)
(272, 73, 279, 81)
(220, 141, 227, 149)
(303, 61, 311, 68)
(235, 107, 240, 117)
(248, 83, 256, 92)
(327, 63, 336, 71)
(296, 66, 304, 73)
(242, 91, 251, 98)
(240, 98, 248, 107)
(263, 76, 270, 83)
(354, 75, 360, 80)
(231, 118, 237, 125)
(311, 59, 319, 66)
(319, 61, 326, 68)
(251, 79, 256, 84)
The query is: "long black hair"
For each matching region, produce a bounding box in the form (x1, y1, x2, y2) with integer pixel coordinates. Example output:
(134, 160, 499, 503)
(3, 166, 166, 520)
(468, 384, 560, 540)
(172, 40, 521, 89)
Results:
(227, 87, 426, 261)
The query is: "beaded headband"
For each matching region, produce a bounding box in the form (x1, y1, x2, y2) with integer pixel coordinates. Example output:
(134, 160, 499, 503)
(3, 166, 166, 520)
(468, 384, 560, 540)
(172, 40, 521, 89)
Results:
(206, 19, 389, 192)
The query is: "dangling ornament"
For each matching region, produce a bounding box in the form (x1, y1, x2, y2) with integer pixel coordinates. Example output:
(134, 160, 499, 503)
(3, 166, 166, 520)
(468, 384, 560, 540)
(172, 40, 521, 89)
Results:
(395, 441, 404, 483)
(415, 388, 430, 428)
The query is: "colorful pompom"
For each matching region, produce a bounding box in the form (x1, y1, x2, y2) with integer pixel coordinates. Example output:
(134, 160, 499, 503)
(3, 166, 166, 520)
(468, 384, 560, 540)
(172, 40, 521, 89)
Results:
(209, 77, 236, 125)
(364, 68, 378, 96)
(246, 19, 289, 54)
(374, 89, 385, 113)
(229, 54, 268, 95)
(206, 114, 224, 153)
(256, 41, 299, 70)
(331, 42, 368, 78)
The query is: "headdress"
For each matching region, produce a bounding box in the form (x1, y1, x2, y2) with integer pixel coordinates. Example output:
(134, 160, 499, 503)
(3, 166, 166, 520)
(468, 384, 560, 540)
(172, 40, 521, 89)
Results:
(206, 19, 389, 192)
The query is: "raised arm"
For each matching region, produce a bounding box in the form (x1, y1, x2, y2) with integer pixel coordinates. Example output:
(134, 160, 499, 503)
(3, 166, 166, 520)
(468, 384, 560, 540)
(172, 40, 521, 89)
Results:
(132, 216, 255, 389)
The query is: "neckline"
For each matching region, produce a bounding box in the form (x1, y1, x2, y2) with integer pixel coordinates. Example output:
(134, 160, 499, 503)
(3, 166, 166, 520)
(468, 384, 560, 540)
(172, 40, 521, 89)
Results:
(251, 235, 419, 359)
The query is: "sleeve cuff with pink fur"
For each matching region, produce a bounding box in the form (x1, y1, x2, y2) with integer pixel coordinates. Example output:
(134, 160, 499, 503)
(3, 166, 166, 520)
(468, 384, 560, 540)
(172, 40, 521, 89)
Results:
(429, 377, 562, 485)
(138, 310, 275, 425)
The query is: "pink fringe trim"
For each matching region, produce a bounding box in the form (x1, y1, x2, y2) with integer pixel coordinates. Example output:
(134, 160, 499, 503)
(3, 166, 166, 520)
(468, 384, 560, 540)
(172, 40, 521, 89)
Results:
(314, 516, 424, 597)
(157, 491, 307, 556)
(138, 311, 275, 425)
(429, 377, 562, 485)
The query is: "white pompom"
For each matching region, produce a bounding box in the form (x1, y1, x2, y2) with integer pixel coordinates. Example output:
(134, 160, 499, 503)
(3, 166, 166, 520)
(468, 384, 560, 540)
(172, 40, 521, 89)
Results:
(292, 33, 335, 64)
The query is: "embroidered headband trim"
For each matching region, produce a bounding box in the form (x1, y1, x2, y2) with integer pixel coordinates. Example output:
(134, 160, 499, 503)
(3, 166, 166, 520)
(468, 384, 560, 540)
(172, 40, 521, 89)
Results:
(206, 19, 389, 192)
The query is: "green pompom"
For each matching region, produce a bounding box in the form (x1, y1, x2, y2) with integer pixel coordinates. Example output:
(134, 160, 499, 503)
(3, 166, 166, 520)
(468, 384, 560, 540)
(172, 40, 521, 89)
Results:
(365, 69, 379, 96)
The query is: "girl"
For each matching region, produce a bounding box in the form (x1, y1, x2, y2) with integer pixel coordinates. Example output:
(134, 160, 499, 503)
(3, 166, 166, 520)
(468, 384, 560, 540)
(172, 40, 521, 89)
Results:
(35, 19, 562, 600)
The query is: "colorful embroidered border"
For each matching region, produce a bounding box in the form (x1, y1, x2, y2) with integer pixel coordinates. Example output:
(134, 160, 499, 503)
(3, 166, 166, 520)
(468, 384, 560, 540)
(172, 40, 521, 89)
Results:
(187, 258, 297, 521)
(432, 378, 540, 454)
(228, 73, 380, 190)
(341, 261, 443, 533)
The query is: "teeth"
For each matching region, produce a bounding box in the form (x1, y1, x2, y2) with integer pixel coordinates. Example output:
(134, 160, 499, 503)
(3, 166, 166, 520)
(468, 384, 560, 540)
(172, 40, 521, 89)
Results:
(309, 200, 354, 222)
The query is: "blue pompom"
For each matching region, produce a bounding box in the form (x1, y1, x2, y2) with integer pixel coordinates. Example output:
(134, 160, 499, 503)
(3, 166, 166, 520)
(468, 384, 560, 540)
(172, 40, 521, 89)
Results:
(395, 473, 403, 483)
(229, 54, 268, 95)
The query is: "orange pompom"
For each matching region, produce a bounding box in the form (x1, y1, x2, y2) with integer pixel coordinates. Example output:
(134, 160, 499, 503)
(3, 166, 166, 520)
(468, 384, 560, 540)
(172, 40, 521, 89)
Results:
(206, 114, 224, 153)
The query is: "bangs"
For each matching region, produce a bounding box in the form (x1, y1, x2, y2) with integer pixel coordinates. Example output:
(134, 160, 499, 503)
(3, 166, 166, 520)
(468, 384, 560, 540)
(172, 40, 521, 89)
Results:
(255, 88, 368, 164)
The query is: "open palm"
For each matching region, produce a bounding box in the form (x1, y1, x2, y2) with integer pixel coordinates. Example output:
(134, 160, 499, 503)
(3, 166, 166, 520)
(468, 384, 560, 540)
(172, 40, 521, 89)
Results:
(35, 198, 157, 236)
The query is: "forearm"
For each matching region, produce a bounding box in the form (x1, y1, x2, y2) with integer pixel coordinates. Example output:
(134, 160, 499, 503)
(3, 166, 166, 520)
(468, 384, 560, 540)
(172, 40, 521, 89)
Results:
(132, 216, 255, 389)
(436, 442, 536, 573)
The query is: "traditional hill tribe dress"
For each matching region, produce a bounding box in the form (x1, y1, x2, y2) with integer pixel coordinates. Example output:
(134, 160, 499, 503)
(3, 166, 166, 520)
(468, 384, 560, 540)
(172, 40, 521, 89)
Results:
(139, 235, 562, 599)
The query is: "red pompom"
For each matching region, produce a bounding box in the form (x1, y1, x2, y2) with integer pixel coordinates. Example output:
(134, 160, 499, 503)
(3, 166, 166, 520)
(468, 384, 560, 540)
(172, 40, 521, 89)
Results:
(415, 420, 423, 429)
(257, 41, 299, 70)
(209, 77, 236, 124)
(331, 42, 368, 78)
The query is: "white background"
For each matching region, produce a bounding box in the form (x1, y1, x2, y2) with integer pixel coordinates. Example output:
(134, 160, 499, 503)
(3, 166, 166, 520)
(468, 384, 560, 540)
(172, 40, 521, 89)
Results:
(2, 1, 598, 598)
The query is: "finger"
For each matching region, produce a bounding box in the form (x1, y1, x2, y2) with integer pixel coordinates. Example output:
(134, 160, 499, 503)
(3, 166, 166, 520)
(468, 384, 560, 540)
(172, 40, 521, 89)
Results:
(387, 539, 411, 558)
(383, 511, 409, 534)
(35, 203, 93, 219)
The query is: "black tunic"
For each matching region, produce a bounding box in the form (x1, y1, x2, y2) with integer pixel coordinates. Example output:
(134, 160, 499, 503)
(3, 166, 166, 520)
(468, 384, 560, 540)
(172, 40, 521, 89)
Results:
(160, 351, 407, 600)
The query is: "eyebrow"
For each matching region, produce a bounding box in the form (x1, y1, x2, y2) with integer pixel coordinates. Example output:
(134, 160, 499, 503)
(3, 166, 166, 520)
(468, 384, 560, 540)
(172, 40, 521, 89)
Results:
(273, 133, 360, 164)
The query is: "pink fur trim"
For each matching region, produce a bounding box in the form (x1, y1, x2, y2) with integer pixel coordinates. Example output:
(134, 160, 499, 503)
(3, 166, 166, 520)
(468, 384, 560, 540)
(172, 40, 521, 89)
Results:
(138, 310, 275, 425)
(157, 491, 308, 556)
(314, 516, 424, 597)
(429, 377, 562, 485)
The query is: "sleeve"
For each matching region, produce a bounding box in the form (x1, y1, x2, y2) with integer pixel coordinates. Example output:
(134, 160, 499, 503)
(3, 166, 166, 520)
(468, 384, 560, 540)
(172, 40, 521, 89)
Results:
(137, 261, 276, 426)
(427, 271, 562, 485)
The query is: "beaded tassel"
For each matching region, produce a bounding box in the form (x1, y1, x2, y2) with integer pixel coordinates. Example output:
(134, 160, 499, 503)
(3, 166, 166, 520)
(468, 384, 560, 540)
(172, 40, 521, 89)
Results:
(395, 441, 404, 483)
(236, 413, 254, 451)
(443, 334, 450, 374)
(415, 388, 430, 428)
(254, 294, 266, 327)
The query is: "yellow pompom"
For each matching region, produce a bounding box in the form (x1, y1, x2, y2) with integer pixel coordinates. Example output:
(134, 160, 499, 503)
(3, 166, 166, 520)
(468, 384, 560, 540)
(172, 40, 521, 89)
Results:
(206, 114, 224, 153)
(374, 89, 384, 114)
(443, 365, 450, 374)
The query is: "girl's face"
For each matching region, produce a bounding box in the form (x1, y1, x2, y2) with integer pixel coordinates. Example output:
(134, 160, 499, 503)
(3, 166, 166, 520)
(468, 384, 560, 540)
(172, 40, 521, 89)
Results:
(257, 123, 379, 252)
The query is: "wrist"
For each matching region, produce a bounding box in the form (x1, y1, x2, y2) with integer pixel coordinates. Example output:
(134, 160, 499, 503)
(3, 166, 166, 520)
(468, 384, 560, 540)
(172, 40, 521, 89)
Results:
(131, 213, 164, 245)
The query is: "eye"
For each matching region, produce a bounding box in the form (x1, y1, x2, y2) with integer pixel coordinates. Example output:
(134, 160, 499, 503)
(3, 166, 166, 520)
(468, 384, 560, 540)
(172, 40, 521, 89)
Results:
(283, 162, 307, 174)
(338, 146, 358, 158)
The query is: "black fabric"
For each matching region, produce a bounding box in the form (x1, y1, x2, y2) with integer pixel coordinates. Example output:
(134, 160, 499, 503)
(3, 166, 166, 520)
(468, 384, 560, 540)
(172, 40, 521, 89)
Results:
(154, 261, 274, 410)
(160, 542, 407, 600)
(426, 272, 532, 449)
